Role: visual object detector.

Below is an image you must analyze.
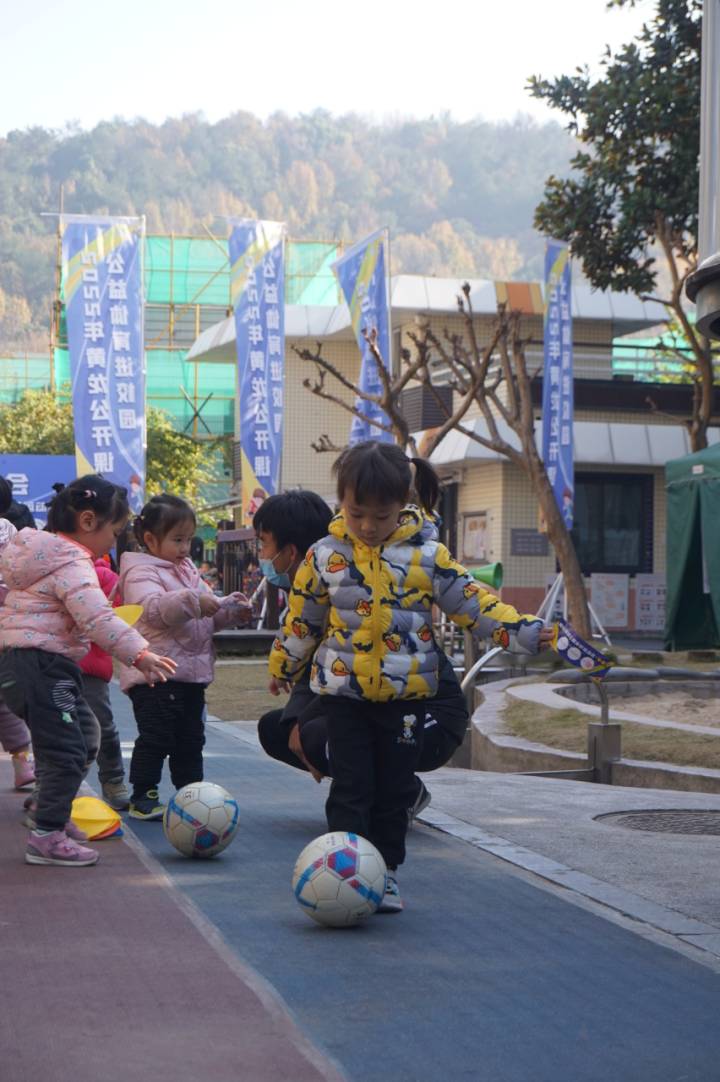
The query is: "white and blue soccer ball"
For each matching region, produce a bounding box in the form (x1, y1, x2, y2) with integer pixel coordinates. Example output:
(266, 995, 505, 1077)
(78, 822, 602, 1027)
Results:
(163, 782, 239, 859)
(292, 832, 387, 927)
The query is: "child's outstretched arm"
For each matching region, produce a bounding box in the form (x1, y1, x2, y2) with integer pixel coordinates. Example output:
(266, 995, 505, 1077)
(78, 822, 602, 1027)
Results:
(211, 587, 253, 629)
(56, 568, 157, 668)
(432, 544, 545, 654)
(122, 566, 207, 626)
(267, 548, 329, 688)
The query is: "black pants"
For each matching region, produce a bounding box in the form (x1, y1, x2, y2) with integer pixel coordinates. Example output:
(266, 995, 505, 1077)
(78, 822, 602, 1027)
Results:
(0, 648, 98, 831)
(258, 701, 461, 777)
(324, 697, 425, 870)
(82, 674, 124, 783)
(128, 681, 206, 796)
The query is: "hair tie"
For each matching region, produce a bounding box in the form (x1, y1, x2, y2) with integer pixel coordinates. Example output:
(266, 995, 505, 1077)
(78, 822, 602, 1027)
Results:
(83, 489, 97, 499)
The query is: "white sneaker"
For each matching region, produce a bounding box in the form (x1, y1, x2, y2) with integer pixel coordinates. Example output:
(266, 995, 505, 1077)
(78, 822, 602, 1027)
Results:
(376, 875, 403, 913)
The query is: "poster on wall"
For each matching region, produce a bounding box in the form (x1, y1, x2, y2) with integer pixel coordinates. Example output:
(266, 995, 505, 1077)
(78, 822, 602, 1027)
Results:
(461, 512, 488, 563)
(590, 573, 629, 628)
(0, 454, 77, 528)
(634, 574, 666, 632)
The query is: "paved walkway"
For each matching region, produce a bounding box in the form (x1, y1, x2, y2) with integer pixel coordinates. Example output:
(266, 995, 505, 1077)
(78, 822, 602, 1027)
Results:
(2, 684, 720, 1082)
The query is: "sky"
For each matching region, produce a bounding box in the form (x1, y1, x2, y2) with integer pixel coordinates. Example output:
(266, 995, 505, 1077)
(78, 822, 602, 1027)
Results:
(1, 0, 655, 136)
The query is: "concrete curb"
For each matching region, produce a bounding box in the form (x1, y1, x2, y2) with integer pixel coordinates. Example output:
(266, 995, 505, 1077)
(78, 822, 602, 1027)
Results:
(417, 804, 720, 964)
(473, 679, 720, 793)
(510, 679, 720, 738)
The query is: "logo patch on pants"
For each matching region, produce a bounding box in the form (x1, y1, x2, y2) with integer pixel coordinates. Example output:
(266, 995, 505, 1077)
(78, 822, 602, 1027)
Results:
(398, 714, 417, 746)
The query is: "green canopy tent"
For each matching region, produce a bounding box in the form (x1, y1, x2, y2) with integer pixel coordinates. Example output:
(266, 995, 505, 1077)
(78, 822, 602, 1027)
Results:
(665, 442, 720, 649)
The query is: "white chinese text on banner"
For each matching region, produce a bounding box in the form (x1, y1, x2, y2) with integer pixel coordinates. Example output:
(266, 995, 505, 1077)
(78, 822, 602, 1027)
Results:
(228, 220, 285, 525)
(541, 240, 574, 529)
(61, 216, 146, 514)
(332, 230, 392, 444)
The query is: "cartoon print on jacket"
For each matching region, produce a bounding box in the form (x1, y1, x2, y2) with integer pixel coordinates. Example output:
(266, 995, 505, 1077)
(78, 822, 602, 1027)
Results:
(268, 507, 543, 703)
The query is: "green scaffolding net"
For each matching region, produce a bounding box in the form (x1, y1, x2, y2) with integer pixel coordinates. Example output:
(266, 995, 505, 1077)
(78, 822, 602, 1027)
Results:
(28, 233, 342, 436)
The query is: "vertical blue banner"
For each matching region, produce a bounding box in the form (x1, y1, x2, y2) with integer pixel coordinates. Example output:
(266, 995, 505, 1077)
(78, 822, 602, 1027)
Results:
(542, 240, 574, 528)
(228, 219, 285, 525)
(61, 216, 146, 513)
(332, 230, 392, 444)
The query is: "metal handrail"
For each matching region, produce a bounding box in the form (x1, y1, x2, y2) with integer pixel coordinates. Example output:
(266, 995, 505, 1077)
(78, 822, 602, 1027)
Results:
(460, 646, 505, 693)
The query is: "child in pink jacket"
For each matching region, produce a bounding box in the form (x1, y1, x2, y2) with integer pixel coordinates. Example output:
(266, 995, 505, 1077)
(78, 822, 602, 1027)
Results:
(0, 516, 36, 791)
(0, 476, 176, 867)
(120, 493, 250, 820)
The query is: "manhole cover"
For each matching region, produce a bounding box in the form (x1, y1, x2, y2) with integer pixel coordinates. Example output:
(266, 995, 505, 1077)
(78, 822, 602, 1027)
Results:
(594, 809, 720, 836)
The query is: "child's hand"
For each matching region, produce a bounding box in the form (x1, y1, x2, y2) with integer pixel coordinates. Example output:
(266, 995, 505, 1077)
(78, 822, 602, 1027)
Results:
(136, 651, 177, 686)
(199, 593, 222, 617)
(538, 625, 554, 647)
(223, 592, 253, 625)
(268, 676, 291, 695)
(289, 722, 323, 783)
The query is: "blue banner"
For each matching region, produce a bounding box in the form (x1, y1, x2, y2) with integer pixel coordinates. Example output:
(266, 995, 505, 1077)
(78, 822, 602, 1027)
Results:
(542, 241, 574, 529)
(228, 219, 285, 526)
(61, 216, 146, 514)
(0, 455, 77, 528)
(332, 230, 392, 444)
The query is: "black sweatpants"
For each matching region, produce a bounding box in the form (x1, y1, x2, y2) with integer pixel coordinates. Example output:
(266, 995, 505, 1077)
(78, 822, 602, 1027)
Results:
(0, 648, 98, 831)
(324, 697, 425, 870)
(258, 704, 459, 777)
(128, 680, 206, 796)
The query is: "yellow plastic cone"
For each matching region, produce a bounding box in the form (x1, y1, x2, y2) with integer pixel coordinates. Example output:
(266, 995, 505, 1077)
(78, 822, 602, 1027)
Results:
(115, 604, 143, 626)
(70, 796, 121, 840)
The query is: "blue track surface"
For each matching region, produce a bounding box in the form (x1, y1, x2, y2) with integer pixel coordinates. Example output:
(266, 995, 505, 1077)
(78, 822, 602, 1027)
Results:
(107, 687, 720, 1082)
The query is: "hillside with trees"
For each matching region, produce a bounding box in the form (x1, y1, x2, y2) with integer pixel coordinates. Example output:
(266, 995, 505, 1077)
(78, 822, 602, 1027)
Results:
(0, 110, 576, 351)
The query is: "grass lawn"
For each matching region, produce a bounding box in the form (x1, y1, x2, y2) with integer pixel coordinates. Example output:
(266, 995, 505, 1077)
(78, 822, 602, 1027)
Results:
(501, 699, 720, 771)
(206, 661, 280, 722)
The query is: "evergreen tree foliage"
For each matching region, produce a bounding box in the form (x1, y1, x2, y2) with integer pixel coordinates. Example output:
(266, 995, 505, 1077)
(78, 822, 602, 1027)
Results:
(0, 112, 575, 350)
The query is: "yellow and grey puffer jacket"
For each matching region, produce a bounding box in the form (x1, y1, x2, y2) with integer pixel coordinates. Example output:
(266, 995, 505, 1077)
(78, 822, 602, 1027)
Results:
(268, 506, 542, 703)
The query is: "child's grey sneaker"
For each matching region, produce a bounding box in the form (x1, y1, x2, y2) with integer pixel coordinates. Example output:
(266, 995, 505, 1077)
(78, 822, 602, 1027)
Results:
(377, 875, 403, 913)
(407, 780, 431, 826)
(102, 778, 131, 811)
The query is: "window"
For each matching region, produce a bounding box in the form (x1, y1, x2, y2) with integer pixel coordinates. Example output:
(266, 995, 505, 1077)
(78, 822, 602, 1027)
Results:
(571, 472, 653, 574)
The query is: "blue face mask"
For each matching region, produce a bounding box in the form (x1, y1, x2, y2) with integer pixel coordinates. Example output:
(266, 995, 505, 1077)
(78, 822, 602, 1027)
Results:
(260, 555, 292, 591)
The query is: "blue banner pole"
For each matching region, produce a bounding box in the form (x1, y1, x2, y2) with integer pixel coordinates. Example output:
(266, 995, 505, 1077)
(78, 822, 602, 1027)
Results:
(228, 219, 285, 525)
(541, 240, 574, 529)
(332, 229, 393, 444)
(61, 215, 146, 513)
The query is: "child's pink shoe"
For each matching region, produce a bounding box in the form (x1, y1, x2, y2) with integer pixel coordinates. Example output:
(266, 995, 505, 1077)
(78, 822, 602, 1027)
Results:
(25, 830, 98, 867)
(64, 819, 89, 842)
(11, 750, 35, 791)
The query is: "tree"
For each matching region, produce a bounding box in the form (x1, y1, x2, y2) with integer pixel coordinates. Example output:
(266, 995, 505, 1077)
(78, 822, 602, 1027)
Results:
(0, 388, 74, 454)
(528, 0, 714, 449)
(0, 390, 215, 505)
(297, 291, 593, 637)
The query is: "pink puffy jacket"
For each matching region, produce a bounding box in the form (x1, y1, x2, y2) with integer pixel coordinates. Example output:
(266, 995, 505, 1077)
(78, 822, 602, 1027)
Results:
(0, 519, 17, 605)
(0, 529, 147, 666)
(118, 551, 244, 691)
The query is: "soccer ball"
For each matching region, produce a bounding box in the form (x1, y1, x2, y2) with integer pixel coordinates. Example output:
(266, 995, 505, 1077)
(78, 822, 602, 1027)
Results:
(163, 782, 239, 859)
(292, 832, 387, 927)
